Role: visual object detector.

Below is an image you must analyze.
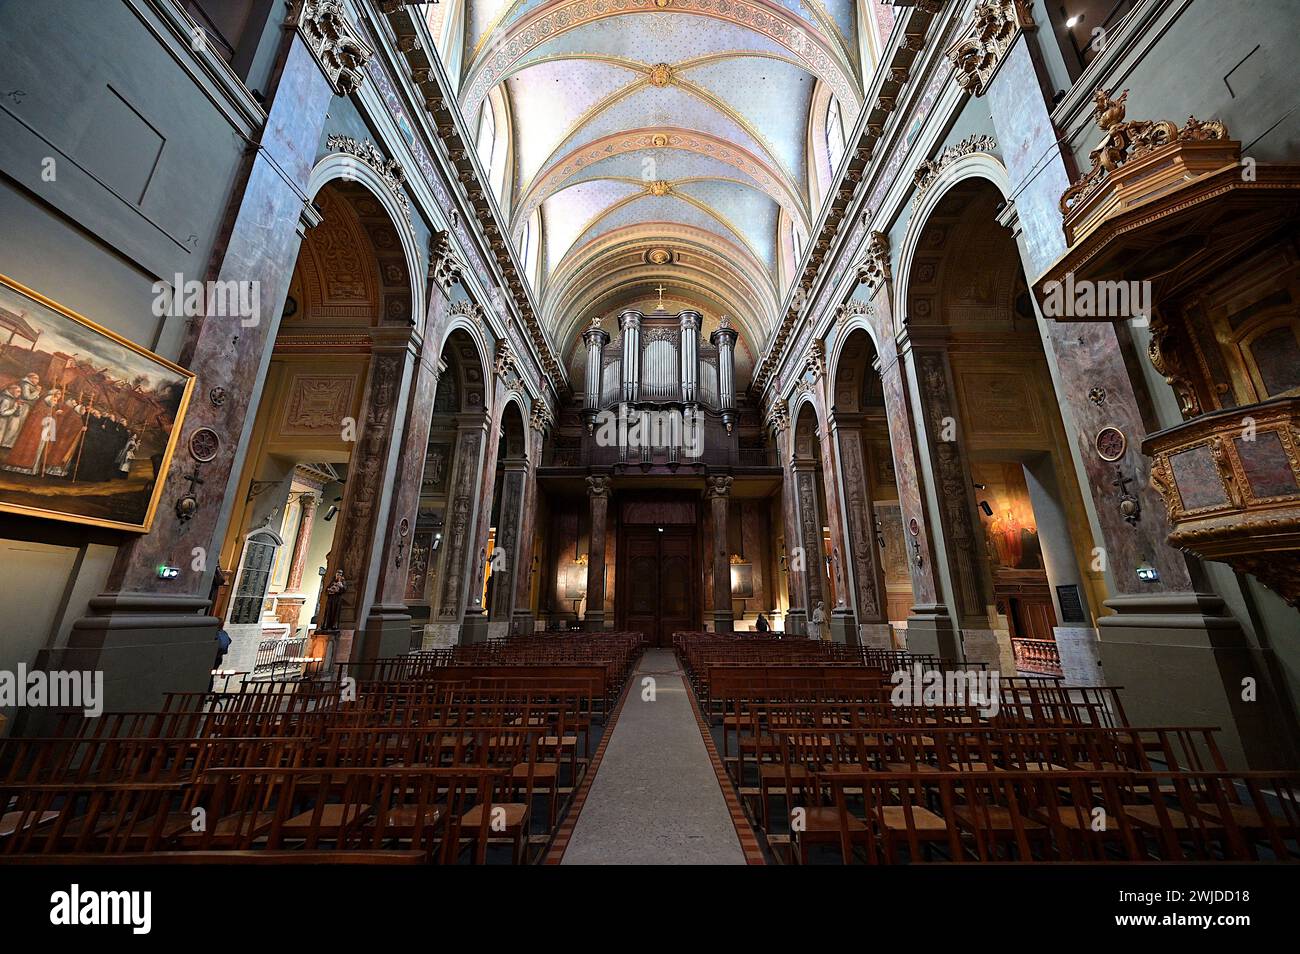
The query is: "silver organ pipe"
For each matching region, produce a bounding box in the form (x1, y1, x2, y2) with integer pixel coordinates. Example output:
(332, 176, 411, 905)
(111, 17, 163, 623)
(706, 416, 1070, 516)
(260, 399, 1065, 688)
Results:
(619, 310, 641, 401)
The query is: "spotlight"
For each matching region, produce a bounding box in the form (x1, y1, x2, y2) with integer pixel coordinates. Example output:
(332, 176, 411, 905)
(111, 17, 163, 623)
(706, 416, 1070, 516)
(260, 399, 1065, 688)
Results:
(978, 500, 994, 517)
(1065, 13, 1083, 28)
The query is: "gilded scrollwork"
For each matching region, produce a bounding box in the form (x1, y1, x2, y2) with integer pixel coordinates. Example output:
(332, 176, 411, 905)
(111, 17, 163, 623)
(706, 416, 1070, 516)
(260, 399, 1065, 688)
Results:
(1060, 89, 1229, 214)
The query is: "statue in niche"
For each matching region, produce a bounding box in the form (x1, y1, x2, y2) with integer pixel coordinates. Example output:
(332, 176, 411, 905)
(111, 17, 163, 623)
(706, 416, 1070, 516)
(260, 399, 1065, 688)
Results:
(320, 569, 348, 633)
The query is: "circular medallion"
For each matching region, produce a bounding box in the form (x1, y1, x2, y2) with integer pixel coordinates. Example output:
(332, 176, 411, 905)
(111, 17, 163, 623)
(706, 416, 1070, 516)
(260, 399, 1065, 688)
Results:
(908, 518, 920, 536)
(209, 386, 227, 407)
(1095, 425, 1127, 462)
(189, 427, 220, 463)
(399, 518, 410, 537)
(651, 133, 668, 147)
(648, 248, 672, 265)
(1087, 386, 1107, 406)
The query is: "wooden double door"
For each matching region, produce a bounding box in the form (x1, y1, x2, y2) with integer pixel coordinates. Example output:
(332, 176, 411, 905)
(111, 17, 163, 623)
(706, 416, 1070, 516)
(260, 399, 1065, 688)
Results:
(617, 525, 697, 647)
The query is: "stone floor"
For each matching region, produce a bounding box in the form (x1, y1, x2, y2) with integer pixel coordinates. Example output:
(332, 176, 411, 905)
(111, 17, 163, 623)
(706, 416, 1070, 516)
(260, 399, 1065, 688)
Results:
(560, 648, 746, 865)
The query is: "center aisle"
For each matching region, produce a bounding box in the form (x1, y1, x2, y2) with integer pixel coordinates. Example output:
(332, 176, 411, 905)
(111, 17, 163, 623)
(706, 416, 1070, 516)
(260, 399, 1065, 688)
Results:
(560, 648, 747, 864)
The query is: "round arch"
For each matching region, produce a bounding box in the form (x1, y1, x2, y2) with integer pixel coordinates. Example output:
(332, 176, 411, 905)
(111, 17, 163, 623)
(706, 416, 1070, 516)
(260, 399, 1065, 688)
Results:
(827, 305, 884, 404)
(790, 390, 823, 460)
(435, 302, 496, 415)
(497, 392, 530, 461)
(892, 151, 1012, 337)
(307, 153, 425, 330)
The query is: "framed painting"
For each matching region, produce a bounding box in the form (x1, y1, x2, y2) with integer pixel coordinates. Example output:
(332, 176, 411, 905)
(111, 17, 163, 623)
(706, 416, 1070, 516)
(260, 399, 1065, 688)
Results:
(0, 274, 195, 532)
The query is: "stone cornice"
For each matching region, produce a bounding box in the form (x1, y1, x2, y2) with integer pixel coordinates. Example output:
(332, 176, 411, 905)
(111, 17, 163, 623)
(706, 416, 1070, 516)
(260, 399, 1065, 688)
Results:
(366, 2, 566, 399)
(752, 0, 954, 399)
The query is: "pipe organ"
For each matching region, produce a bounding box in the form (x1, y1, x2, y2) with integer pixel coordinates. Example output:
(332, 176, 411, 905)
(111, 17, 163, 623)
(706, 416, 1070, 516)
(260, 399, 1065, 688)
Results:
(579, 307, 740, 452)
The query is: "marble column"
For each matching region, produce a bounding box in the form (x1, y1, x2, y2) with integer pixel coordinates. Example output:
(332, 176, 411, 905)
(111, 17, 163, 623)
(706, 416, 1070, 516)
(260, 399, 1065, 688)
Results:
(511, 403, 549, 635)
(430, 414, 488, 646)
(706, 476, 735, 633)
(831, 413, 890, 647)
(791, 457, 828, 639)
(359, 292, 451, 661)
(871, 288, 959, 659)
(274, 489, 320, 626)
(584, 475, 611, 631)
(903, 333, 1010, 670)
(330, 336, 418, 665)
(770, 401, 805, 634)
(488, 458, 529, 638)
(59, 11, 362, 708)
(815, 404, 857, 645)
(463, 367, 508, 643)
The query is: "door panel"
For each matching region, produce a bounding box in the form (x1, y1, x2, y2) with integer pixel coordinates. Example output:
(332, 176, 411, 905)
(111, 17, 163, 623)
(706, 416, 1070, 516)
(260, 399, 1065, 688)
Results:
(617, 525, 697, 646)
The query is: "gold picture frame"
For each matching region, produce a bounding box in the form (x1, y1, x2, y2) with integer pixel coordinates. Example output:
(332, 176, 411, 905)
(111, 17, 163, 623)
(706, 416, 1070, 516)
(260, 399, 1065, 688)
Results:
(0, 274, 195, 532)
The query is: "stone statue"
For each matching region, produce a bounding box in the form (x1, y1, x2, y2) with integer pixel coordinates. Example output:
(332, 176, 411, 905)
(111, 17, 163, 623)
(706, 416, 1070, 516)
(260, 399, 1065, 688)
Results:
(321, 569, 347, 632)
(810, 600, 826, 640)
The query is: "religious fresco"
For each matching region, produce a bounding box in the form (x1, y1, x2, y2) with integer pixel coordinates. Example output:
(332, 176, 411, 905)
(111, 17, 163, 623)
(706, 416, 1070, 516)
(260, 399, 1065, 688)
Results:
(0, 275, 193, 531)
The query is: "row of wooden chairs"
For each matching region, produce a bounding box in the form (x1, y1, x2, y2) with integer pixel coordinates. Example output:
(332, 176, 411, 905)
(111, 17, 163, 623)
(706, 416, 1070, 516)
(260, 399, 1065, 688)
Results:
(1, 631, 647, 864)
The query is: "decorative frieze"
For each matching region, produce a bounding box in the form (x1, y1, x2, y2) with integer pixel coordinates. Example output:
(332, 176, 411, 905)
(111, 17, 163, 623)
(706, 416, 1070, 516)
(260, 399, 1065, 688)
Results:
(914, 135, 998, 200)
(767, 398, 790, 434)
(325, 135, 410, 220)
(806, 339, 826, 380)
(529, 401, 553, 435)
(1059, 89, 1229, 216)
(856, 231, 891, 288)
(429, 230, 465, 294)
(946, 0, 1034, 97)
(835, 298, 874, 324)
(291, 0, 373, 96)
(494, 339, 517, 380)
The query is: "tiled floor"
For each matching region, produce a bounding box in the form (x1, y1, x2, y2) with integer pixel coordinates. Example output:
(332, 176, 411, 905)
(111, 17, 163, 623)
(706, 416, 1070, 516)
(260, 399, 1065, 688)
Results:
(559, 649, 747, 865)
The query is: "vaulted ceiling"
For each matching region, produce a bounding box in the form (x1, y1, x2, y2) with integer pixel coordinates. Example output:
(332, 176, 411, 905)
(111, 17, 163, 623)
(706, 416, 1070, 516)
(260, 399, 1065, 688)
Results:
(453, 0, 872, 369)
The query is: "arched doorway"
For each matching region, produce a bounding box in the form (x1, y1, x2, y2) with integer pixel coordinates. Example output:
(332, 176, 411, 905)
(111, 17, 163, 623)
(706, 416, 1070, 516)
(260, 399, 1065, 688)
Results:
(213, 177, 417, 676)
(484, 399, 528, 637)
(902, 178, 1101, 673)
(831, 327, 909, 648)
(791, 400, 834, 639)
(404, 322, 491, 649)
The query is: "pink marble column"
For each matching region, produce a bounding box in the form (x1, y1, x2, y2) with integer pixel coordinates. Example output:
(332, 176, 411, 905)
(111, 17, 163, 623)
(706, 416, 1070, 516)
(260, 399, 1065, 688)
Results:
(706, 475, 734, 632)
(584, 476, 611, 631)
(871, 291, 959, 658)
(511, 404, 550, 633)
(358, 289, 452, 660)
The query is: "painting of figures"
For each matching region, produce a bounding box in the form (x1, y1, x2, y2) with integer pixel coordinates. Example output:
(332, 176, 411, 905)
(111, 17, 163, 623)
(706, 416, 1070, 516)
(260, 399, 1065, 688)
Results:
(0, 275, 194, 531)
